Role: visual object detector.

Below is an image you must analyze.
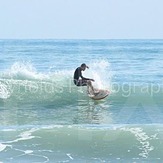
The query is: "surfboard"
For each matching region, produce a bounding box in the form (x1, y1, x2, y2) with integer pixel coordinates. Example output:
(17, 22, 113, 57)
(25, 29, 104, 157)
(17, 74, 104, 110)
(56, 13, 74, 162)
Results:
(88, 89, 109, 100)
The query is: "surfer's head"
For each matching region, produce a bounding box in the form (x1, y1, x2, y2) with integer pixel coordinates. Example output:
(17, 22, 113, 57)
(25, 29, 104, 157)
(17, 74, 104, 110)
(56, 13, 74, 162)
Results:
(81, 63, 89, 71)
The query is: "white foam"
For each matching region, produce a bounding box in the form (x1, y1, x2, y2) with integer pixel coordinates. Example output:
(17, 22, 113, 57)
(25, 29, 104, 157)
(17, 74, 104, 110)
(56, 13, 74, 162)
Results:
(121, 127, 155, 158)
(67, 153, 74, 160)
(0, 81, 11, 99)
(24, 150, 33, 154)
(42, 125, 63, 129)
(85, 60, 112, 89)
(6, 128, 38, 144)
(2, 62, 48, 81)
(18, 128, 37, 141)
(0, 143, 7, 152)
(2, 129, 16, 132)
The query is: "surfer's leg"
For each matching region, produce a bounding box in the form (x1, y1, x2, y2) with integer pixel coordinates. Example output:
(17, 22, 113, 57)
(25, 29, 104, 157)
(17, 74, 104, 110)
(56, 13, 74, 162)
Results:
(87, 80, 96, 94)
(86, 82, 94, 94)
(87, 80, 99, 95)
(87, 80, 93, 90)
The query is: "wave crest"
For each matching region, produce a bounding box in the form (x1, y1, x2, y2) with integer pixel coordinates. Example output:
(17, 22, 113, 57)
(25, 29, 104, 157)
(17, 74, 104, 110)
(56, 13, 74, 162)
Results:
(0, 61, 111, 104)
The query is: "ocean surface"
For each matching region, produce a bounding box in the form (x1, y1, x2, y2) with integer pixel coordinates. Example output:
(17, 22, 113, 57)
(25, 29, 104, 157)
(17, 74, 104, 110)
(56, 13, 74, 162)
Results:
(0, 39, 163, 162)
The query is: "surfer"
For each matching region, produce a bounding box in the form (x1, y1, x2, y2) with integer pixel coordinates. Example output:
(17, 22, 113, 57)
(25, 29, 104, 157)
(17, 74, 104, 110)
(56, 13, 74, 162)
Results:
(73, 63, 98, 95)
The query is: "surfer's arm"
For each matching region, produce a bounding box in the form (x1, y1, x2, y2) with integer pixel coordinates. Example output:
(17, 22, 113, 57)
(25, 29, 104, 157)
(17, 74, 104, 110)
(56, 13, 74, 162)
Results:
(81, 76, 89, 80)
(79, 69, 94, 81)
(81, 75, 94, 81)
(80, 72, 89, 80)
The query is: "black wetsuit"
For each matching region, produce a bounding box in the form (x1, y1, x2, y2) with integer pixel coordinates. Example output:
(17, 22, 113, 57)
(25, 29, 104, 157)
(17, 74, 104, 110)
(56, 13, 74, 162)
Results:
(73, 67, 90, 86)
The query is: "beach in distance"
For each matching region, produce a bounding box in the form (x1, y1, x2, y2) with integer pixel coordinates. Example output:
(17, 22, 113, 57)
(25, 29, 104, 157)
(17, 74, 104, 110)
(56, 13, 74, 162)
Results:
(0, 39, 163, 162)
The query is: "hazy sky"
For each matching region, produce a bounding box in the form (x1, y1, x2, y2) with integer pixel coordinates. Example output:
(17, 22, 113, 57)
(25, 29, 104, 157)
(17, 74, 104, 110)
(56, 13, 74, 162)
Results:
(0, 0, 163, 39)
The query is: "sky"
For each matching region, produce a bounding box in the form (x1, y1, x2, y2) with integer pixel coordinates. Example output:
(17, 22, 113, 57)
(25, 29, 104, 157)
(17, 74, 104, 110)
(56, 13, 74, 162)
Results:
(0, 0, 163, 39)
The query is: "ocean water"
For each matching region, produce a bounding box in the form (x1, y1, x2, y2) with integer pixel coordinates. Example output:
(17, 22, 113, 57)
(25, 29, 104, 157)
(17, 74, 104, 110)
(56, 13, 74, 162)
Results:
(0, 39, 163, 162)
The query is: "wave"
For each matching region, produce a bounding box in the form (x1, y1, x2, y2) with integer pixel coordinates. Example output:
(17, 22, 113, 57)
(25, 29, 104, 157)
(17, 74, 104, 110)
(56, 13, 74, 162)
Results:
(0, 124, 162, 162)
(0, 61, 111, 105)
(1, 61, 162, 107)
